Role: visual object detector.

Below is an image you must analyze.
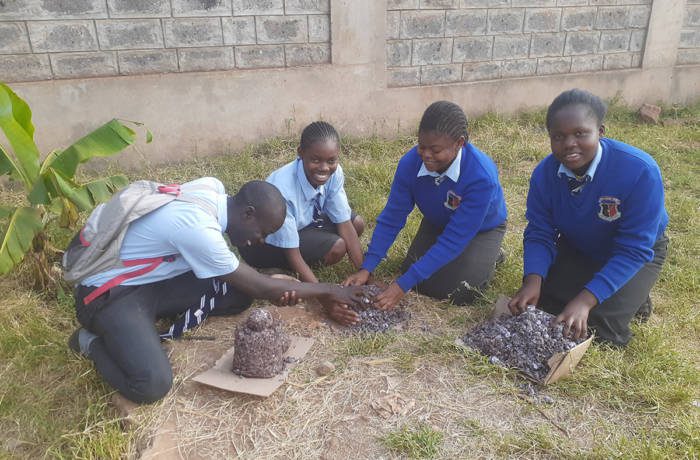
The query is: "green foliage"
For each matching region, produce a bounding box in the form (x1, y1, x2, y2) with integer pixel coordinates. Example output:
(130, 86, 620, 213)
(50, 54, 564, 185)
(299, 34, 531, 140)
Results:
(338, 332, 396, 357)
(382, 423, 444, 459)
(0, 83, 150, 285)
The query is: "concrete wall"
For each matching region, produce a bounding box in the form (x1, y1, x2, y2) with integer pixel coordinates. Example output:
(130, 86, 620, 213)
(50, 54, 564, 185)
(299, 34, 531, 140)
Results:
(386, 1, 652, 87)
(0, 0, 698, 166)
(678, 0, 700, 64)
(0, 0, 330, 80)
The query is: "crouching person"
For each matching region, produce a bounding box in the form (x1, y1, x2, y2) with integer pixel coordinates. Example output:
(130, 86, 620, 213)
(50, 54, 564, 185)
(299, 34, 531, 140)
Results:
(66, 177, 363, 404)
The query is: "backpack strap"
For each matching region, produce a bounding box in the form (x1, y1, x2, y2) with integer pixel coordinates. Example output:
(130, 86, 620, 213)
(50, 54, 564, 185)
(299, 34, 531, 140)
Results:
(81, 182, 219, 304)
(83, 255, 176, 304)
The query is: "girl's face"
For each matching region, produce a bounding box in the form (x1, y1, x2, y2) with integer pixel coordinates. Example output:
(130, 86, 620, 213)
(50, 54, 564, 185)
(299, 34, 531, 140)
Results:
(417, 130, 465, 174)
(299, 138, 340, 187)
(548, 104, 605, 176)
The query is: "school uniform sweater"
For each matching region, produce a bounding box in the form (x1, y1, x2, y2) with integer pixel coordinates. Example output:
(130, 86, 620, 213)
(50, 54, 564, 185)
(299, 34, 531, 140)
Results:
(524, 137, 668, 303)
(362, 143, 507, 291)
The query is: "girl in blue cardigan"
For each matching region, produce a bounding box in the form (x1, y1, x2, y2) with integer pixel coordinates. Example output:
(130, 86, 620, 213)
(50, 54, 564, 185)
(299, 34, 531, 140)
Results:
(345, 101, 508, 309)
(508, 89, 669, 346)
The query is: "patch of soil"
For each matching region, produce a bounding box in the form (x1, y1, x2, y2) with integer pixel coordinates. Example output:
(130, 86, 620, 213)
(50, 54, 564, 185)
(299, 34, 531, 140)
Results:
(231, 308, 291, 378)
(347, 285, 411, 334)
(462, 306, 585, 380)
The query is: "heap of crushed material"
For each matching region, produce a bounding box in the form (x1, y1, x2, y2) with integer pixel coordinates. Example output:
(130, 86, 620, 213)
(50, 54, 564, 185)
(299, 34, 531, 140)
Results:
(347, 284, 410, 334)
(462, 306, 585, 380)
(231, 308, 291, 378)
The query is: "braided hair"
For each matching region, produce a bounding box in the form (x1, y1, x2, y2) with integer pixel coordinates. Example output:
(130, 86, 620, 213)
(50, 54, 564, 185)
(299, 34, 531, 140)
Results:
(299, 121, 340, 151)
(418, 101, 469, 142)
(546, 89, 607, 131)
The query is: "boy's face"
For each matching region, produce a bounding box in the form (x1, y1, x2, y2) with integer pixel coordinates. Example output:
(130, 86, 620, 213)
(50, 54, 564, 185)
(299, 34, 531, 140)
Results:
(548, 104, 604, 176)
(417, 130, 465, 174)
(299, 139, 339, 187)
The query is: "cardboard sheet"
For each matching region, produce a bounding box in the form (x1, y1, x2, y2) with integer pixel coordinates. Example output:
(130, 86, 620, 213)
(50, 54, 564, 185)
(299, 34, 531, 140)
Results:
(457, 295, 592, 385)
(192, 336, 314, 397)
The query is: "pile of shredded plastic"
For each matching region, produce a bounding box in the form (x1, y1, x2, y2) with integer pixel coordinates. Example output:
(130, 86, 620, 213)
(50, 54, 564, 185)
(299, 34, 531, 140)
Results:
(462, 306, 584, 380)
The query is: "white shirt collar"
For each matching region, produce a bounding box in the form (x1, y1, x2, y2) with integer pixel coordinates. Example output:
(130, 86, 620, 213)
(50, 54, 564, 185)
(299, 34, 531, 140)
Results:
(557, 142, 603, 180)
(417, 146, 462, 183)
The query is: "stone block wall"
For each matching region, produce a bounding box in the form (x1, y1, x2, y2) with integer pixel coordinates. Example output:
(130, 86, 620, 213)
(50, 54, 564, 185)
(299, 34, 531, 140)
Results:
(0, 0, 330, 82)
(678, 0, 700, 65)
(386, 0, 653, 87)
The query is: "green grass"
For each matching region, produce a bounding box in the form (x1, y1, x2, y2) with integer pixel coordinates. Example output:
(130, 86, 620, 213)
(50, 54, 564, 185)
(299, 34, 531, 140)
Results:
(1, 101, 699, 458)
(382, 423, 444, 459)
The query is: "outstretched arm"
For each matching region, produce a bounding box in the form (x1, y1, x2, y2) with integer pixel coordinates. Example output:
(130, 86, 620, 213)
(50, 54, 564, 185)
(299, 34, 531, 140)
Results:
(220, 262, 363, 307)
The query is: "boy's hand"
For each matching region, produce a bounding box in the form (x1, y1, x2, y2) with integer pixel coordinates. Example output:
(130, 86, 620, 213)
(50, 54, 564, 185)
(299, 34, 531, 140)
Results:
(508, 274, 542, 315)
(343, 269, 371, 287)
(322, 284, 365, 308)
(322, 300, 360, 326)
(373, 282, 404, 310)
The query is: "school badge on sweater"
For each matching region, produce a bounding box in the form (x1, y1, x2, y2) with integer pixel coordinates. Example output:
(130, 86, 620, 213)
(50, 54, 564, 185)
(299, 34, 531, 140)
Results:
(444, 190, 462, 210)
(598, 196, 621, 221)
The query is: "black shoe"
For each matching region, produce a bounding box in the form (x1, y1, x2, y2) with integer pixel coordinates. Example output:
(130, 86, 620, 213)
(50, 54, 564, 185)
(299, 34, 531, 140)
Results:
(68, 328, 82, 355)
(495, 247, 506, 267)
(634, 297, 653, 323)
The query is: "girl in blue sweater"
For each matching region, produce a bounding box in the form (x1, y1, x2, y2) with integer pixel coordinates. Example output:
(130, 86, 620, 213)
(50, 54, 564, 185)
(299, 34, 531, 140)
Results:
(345, 101, 508, 309)
(508, 89, 669, 346)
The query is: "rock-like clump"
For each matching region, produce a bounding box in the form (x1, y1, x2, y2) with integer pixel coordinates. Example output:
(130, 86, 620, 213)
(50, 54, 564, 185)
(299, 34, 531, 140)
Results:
(231, 308, 291, 378)
(462, 306, 585, 380)
(347, 284, 411, 334)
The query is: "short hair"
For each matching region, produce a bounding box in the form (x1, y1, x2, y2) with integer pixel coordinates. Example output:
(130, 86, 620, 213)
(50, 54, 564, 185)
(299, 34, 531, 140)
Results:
(418, 101, 468, 141)
(299, 121, 340, 151)
(546, 89, 608, 130)
(233, 180, 285, 219)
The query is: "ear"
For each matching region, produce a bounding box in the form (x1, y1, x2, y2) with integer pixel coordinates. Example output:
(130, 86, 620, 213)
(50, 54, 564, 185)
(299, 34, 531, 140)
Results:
(455, 135, 466, 150)
(599, 124, 606, 137)
(296, 146, 303, 158)
(244, 205, 256, 219)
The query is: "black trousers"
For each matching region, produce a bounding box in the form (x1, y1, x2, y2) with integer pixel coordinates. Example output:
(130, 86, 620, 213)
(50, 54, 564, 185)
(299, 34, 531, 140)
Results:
(74, 271, 251, 404)
(400, 220, 507, 305)
(238, 213, 356, 269)
(539, 234, 669, 346)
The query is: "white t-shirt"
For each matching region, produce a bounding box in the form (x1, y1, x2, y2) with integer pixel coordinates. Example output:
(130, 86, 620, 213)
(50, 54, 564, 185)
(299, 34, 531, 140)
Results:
(82, 177, 238, 287)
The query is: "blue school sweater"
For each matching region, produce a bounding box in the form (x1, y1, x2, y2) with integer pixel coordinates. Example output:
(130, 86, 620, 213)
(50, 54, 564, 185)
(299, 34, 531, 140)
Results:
(523, 137, 668, 303)
(362, 143, 507, 291)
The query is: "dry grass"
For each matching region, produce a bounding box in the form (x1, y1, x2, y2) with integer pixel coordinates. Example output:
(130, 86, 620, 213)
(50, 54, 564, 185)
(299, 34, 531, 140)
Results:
(1, 101, 699, 459)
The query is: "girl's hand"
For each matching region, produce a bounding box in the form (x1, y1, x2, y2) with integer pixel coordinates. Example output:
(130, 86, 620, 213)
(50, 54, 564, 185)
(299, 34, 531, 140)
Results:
(554, 290, 597, 340)
(343, 269, 371, 287)
(373, 282, 405, 310)
(508, 274, 542, 315)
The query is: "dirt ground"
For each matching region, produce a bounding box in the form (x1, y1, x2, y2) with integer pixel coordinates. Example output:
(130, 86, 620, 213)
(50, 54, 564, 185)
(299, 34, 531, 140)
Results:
(125, 295, 631, 459)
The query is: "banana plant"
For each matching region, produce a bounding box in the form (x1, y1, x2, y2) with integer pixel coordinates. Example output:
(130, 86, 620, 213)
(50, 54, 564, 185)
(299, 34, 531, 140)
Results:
(0, 82, 151, 286)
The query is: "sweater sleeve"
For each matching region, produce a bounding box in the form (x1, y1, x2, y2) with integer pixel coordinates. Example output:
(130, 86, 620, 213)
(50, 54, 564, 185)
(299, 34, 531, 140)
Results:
(584, 165, 665, 303)
(396, 176, 494, 291)
(523, 167, 558, 278)
(361, 159, 415, 273)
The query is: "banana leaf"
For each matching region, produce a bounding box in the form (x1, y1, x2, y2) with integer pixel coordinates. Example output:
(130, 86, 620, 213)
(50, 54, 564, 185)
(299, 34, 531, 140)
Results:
(83, 174, 129, 203)
(0, 85, 40, 186)
(0, 206, 43, 274)
(44, 119, 137, 178)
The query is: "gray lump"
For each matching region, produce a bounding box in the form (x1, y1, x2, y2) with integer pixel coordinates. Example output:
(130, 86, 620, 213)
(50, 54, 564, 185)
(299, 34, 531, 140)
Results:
(347, 285, 411, 334)
(462, 306, 584, 380)
(231, 308, 291, 378)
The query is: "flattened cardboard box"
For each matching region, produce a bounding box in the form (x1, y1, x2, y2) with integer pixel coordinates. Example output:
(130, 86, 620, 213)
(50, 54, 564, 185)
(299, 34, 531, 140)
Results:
(456, 295, 593, 385)
(193, 336, 314, 397)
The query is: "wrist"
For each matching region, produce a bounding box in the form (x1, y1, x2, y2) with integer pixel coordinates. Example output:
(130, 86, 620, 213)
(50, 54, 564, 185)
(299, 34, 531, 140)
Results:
(523, 273, 543, 288)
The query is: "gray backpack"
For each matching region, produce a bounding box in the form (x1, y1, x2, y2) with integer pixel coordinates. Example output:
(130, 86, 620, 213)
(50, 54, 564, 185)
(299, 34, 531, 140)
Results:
(63, 180, 217, 304)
